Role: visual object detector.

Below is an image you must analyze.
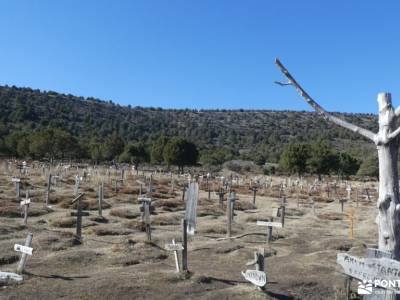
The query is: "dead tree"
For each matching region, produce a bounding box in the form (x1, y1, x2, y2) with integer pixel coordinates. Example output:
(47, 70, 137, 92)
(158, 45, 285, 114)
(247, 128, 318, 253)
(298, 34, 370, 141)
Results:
(275, 58, 400, 259)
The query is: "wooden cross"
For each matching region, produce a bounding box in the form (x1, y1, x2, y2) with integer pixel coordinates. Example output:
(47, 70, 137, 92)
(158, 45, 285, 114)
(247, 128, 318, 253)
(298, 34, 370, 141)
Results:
(15, 233, 33, 274)
(71, 193, 86, 244)
(216, 188, 226, 209)
(139, 197, 153, 241)
(249, 186, 258, 206)
(347, 208, 357, 239)
(12, 177, 21, 200)
(339, 198, 347, 213)
(20, 191, 31, 226)
(165, 239, 183, 272)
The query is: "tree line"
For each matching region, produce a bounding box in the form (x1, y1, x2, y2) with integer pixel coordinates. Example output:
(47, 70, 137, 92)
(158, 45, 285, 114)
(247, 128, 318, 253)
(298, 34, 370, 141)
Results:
(279, 140, 379, 178)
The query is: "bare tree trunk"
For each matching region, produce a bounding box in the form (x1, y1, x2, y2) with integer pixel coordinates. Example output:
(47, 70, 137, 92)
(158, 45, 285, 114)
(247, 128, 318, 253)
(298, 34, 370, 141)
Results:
(275, 60, 400, 264)
(376, 93, 400, 258)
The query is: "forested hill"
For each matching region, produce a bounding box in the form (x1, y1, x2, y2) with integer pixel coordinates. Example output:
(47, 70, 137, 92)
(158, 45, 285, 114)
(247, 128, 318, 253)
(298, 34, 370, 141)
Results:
(0, 85, 378, 163)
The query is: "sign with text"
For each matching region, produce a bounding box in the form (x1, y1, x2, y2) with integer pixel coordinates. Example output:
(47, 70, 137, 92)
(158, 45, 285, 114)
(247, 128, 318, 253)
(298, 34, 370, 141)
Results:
(165, 243, 184, 251)
(256, 221, 283, 228)
(337, 253, 400, 292)
(14, 244, 33, 255)
(20, 199, 31, 206)
(241, 270, 267, 287)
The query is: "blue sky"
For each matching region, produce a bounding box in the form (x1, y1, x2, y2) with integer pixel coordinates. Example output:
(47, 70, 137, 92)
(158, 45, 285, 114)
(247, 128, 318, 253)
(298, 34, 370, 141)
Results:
(0, 1, 399, 113)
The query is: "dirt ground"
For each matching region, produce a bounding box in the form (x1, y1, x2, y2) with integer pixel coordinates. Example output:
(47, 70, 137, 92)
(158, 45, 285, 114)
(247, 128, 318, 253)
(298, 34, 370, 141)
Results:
(0, 164, 379, 300)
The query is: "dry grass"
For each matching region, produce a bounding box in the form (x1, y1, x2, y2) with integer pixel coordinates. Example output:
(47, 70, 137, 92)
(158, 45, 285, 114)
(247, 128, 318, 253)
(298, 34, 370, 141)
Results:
(51, 217, 76, 228)
(91, 226, 133, 236)
(109, 207, 140, 219)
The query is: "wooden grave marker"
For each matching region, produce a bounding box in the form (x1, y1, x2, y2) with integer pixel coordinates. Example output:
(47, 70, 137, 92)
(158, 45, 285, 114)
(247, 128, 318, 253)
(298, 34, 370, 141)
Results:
(12, 177, 21, 200)
(257, 219, 282, 242)
(71, 193, 86, 244)
(139, 197, 153, 241)
(20, 191, 30, 226)
(184, 182, 199, 235)
(242, 248, 266, 289)
(15, 233, 33, 274)
(165, 239, 183, 272)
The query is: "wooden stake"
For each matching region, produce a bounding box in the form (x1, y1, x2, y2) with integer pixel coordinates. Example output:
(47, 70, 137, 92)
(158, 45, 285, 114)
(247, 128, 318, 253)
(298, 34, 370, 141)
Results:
(181, 219, 188, 272)
(16, 233, 33, 274)
(226, 197, 232, 237)
(46, 174, 52, 206)
(172, 238, 180, 272)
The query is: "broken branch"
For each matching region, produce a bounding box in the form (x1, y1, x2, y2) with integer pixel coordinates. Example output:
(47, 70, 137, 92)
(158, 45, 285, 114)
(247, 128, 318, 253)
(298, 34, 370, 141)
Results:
(274, 58, 376, 142)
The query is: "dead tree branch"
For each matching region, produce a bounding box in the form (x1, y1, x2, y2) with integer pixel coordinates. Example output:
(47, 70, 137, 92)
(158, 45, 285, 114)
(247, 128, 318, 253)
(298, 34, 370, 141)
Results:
(274, 58, 377, 142)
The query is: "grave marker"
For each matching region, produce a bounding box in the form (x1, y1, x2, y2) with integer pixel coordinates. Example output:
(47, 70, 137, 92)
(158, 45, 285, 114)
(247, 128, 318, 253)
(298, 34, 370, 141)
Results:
(71, 193, 85, 244)
(242, 248, 266, 288)
(20, 191, 30, 226)
(16, 233, 33, 274)
(184, 182, 199, 235)
(165, 239, 182, 272)
(250, 186, 258, 206)
(139, 197, 152, 241)
(181, 219, 188, 272)
(12, 177, 21, 200)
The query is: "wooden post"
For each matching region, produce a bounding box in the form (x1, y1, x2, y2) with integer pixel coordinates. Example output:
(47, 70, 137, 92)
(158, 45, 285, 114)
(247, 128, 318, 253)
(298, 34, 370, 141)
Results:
(16, 181, 20, 200)
(280, 204, 285, 227)
(267, 217, 273, 243)
(98, 182, 103, 216)
(16, 233, 33, 274)
(182, 186, 187, 202)
(22, 190, 30, 226)
(46, 174, 51, 206)
(181, 219, 188, 272)
(226, 196, 232, 238)
(72, 193, 85, 244)
(172, 239, 180, 272)
(251, 187, 257, 206)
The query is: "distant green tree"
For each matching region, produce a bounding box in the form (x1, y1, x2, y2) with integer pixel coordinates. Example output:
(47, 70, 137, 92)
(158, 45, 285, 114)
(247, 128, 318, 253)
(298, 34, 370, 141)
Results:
(200, 148, 234, 166)
(119, 141, 149, 168)
(307, 141, 338, 177)
(29, 128, 80, 161)
(337, 152, 361, 178)
(357, 155, 379, 178)
(279, 142, 311, 175)
(150, 135, 169, 164)
(102, 134, 125, 161)
(164, 138, 198, 172)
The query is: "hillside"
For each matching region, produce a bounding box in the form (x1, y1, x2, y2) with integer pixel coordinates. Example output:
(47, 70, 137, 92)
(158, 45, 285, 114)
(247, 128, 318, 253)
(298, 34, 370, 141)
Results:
(0, 85, 378, 163)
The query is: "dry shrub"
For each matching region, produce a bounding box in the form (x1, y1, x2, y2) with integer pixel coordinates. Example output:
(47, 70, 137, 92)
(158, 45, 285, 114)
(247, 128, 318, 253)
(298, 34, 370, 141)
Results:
(153, 199, 184, 212)
(318, 212, 343, 221)
(197, 206, 223, 217)
(234, 200, 254, 211)
(0, 206, 21, 218)
(110, 207, 140, 219)
(81, 198, 111, 210)
(124, 220, 146, 231)
(0, 206, 48, 218)
(215, 244, 243, 254)
(313, 196, 335, 203)
(89, 216, 109, 223)
(199, 224, 227, 234)
(119, 187, 139, 195)
(152, 214, 181, 226)
(285, 208, 305, 217)
(91, 226, 133, 236)
(51, 217, 76, 228)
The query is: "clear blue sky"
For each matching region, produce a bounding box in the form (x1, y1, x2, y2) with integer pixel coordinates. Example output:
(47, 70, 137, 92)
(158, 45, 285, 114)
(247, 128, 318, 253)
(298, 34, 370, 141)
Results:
(0, 1, 399, 113)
